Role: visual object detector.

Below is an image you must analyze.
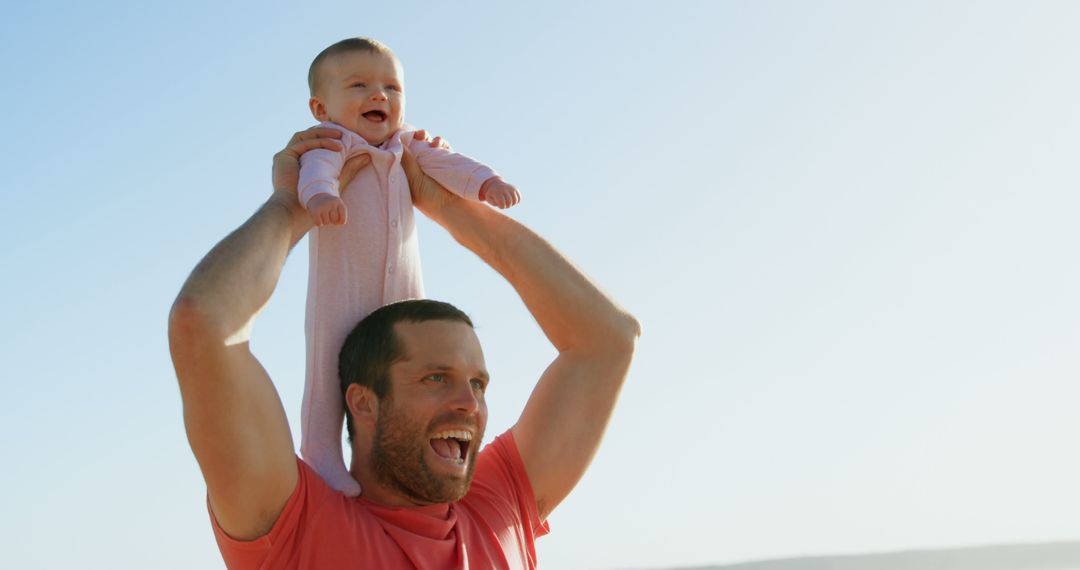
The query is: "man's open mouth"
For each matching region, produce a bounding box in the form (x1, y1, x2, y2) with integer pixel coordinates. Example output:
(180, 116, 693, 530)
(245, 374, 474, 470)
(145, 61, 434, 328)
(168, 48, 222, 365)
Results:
(362, 110, 388, 122)
(430, 430, 473, 464)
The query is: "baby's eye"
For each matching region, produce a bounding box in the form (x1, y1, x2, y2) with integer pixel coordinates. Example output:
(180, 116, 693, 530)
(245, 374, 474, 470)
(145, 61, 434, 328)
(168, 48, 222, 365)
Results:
(386, 84, 401, 92)
(350, 82, 366, 88)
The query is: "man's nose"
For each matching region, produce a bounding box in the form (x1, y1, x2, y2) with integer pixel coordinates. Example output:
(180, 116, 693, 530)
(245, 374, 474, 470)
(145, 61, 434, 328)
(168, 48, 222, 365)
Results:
(449, 381, 480, 414)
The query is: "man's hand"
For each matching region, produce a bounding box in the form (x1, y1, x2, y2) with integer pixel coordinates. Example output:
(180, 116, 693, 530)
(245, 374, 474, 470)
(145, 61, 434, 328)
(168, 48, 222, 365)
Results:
(400, 144, 459, 218)
(479, 177, 521, 209)
(273, 127, 343, 197)
(412, 129, 452, 152)
(272, 126, 371, 213)
(307, 193, 348, 226)
(399, 127, 463, 218)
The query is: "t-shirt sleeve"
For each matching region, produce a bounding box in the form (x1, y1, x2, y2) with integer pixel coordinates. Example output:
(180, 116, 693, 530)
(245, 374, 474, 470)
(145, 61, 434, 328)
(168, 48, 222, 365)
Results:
(467, 431, 551, 557)
(207, 457, 330, 570)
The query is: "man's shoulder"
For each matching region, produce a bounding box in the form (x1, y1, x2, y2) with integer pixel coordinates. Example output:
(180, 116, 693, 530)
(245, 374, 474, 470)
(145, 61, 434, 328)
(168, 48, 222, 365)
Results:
(268, 457, 382, 535)
(471, 431, 523, 481)
(457, 431, 549, 567)
(460, 431, 544, 528)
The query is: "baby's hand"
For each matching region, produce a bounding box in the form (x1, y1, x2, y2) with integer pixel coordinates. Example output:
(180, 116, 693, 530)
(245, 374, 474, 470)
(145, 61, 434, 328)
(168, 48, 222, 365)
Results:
(479, 177, 521, 209)
(307, 193, 348, 226)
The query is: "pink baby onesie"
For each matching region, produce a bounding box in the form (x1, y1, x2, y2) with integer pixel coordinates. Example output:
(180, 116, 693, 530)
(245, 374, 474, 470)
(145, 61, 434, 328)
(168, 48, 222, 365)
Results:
(298, 121, 497, 491)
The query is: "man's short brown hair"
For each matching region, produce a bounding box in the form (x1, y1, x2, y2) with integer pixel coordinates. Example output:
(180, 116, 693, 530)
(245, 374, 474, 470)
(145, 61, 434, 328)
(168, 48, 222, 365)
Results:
(338, 299, 474, 439)
(308, 37, 397, 96)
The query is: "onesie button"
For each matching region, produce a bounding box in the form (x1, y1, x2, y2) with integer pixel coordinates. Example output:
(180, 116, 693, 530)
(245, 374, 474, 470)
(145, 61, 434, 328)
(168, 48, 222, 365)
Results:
(391, 220, 398, 228)
(388, 266, 395, 274)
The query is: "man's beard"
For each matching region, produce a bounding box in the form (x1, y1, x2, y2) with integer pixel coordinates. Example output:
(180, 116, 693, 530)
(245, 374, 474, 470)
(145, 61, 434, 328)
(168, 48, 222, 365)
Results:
(370, 396, 482, 504)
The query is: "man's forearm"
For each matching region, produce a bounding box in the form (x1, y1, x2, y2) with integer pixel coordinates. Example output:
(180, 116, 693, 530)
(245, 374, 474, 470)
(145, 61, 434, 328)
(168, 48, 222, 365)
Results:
(171, 195, 310, 341)
(427, 197, 639, 352)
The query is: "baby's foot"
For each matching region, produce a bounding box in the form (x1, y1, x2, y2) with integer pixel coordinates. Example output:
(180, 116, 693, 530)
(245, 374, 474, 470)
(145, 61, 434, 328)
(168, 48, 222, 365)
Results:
(304, 452, 362, 497)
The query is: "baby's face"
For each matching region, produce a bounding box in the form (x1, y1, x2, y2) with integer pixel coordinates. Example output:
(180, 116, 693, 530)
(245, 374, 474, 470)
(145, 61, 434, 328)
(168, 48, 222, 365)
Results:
(310, 50, 405, 146)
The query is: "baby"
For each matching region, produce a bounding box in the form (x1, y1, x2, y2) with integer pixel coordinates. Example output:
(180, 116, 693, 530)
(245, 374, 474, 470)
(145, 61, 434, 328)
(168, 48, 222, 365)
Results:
(298, 37, 519, 495)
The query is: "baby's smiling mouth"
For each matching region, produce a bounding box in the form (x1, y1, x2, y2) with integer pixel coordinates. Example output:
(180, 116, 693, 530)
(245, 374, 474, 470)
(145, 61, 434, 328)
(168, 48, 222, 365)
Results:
(362, 110, 387, 122)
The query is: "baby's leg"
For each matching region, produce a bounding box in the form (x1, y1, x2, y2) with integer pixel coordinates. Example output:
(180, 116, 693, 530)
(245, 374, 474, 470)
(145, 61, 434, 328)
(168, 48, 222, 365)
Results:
(300, 311, 360, 496)
(300, 226, 387, 496)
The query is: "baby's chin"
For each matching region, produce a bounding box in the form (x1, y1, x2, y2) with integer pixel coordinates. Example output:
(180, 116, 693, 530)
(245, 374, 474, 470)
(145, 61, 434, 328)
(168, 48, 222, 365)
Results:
(360, 134, 389, 146)
(357, 122, 404, 147)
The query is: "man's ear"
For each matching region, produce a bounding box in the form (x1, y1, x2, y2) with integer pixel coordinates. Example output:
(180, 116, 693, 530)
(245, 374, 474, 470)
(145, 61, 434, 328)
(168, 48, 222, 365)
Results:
(346, 383, 378, 428)
(309, 97, 330, 122)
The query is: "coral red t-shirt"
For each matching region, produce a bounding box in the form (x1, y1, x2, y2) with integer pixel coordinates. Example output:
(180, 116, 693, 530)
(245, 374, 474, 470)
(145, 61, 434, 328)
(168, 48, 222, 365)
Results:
(210, 431, 549, 569)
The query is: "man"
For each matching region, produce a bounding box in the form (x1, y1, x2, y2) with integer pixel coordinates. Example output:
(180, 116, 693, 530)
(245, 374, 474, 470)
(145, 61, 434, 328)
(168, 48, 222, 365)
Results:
(168, 126, 640, 568)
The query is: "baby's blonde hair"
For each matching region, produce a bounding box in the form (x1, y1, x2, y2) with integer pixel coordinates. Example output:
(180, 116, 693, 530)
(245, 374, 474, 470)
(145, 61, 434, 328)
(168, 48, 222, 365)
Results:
(308, 37, 398, 96)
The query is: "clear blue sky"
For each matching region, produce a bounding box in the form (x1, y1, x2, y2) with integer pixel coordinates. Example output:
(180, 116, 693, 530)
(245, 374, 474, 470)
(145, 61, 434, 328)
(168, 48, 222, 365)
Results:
(2, 1, 1079, 568)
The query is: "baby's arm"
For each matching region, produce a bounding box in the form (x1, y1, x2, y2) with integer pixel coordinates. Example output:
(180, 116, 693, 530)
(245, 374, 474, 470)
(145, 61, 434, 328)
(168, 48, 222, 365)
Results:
(407, 137, 521, 209)
(298, 132, 350, 226)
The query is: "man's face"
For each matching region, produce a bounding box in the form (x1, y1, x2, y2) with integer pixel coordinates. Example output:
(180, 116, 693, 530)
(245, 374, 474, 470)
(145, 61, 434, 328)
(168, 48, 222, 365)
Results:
(310, 50, 405, 146)
(369, 320, 489, 504)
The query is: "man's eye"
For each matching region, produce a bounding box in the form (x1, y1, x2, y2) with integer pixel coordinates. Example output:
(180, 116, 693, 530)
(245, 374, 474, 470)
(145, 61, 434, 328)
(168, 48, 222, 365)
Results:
(470, 379, 486, 392)
(425, 373, 447, 383)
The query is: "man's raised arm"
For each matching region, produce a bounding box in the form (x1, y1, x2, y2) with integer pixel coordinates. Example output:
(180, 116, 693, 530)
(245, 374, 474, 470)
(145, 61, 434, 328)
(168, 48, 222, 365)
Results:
(403, 149, 640, 520)
(168, 128, 360, 539)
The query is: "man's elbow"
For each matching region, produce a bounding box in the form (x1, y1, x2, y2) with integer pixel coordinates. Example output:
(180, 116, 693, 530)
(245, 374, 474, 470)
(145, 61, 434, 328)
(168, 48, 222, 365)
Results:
(625, 313, 642, 342)
(602, 311, 641, 358)
(596, 313, 640, 389)
(615, 310, 641, 343)
(168, 295, 225, 372)
(169, 296, 204, 340)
